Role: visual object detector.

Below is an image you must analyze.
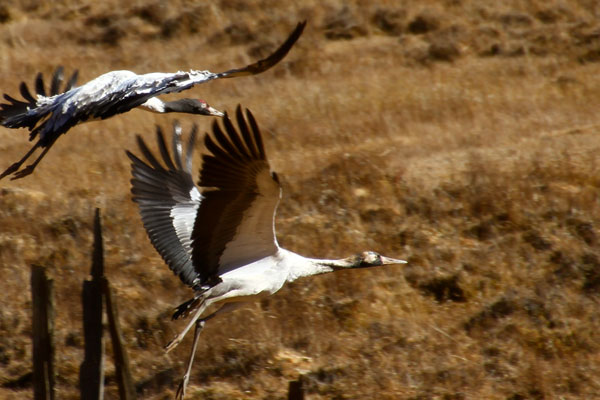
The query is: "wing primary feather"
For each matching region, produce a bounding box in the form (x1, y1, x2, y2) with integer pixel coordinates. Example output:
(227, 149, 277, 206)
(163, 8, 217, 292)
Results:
(128, 124, 202, 289)
(211, 115, 247, 162)
(50, 66, 64, 96)
(157, 124, 176, 171)
(246, 108, 266, 160)
(35, 73, 46, 97)
(64, 70, 79, 91)
(172, 121, 184, 170)
(19, 82, 36, 104)
(3, 93, 20, 103)
(235, 105, 259, 159)
(222, 111, 251, 160)
(203, 129, 242, 170)
(185, 125, 197, 175)
(136, 134, 166, 172)
(125, 150, 144, 166)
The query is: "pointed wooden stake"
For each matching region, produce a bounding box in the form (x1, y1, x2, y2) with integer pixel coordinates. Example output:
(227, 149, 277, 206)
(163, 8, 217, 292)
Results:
(104, 277, 137, 399)
(31, 265, 55, 400)
(79, 208, 105, 399)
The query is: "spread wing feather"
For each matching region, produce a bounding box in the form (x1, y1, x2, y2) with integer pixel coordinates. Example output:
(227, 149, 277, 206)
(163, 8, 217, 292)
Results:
(127, 124, 202, 289)
(192, 106, 281, 284)
(0, 66, 78, 124)
(128, 106, 281, 290)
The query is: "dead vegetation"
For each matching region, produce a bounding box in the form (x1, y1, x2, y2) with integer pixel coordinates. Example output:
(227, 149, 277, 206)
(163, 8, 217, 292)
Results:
(0, 0, 599, 399)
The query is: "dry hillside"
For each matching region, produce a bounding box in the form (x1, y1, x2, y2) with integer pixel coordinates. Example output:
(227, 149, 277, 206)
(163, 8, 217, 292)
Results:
(1, 0, 600, 399)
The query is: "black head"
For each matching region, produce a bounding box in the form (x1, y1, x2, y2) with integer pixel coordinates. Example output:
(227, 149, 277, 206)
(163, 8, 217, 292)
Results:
(164, 98, 224, 117)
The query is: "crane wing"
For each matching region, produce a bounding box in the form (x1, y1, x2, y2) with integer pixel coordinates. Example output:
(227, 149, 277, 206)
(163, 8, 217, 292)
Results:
(192, 106, 281, 286)
(215, 21, 306, 79)
(91, 20, 307, 114)
(0, 66, 79, 128)
(127, 122, 203, 289)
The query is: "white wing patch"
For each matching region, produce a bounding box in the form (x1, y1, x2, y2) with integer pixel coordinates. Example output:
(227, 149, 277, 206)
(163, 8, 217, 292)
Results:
(171, 187, 203, 253)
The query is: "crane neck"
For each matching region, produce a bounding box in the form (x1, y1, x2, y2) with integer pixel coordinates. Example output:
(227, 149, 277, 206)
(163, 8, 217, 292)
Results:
(138, 97, 166, 113)
(281, 249, 360, 283)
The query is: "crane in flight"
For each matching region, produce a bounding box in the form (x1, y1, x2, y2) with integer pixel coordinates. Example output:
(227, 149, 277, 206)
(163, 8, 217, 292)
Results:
(0, 21, 305, 180)
(126, 106, 406, 398)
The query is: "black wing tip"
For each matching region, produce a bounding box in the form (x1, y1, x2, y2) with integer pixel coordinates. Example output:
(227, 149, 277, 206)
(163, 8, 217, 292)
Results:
(295, 20, 308, 37)
(257, 20, 306, 66)
(205, 104, 266, 163)
(0, 65, 79, 120)
(125, 150, 137, 164)
(128, 123, 199, 174)
(217, 20, 307, 79)
(127, 123, 202, 290)
(277, 19, 307, 50)
(285, 20, 307, 43)
(125, 135, 147, 165)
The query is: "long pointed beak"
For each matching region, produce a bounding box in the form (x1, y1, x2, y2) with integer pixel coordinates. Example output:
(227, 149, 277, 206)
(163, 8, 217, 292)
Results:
(381, 256, 407, 265)
(207, 106, 225, 117)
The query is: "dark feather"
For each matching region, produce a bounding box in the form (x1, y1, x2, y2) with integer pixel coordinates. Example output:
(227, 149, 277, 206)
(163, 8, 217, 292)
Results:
(64, 69, 79, 91)
(191, 105, 277, 284)
(50, 66, 64, 96)
(217, 21, 306, 79)
(35, 73, 46, 97)
(128, 124, 201, 289)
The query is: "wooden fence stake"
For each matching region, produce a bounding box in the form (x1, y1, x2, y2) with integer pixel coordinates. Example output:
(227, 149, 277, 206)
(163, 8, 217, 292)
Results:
(287, 375, 305, 400)
(31, 265, 55, 400)
(104, 277, 137, 400)
(79, 208, 105, 399)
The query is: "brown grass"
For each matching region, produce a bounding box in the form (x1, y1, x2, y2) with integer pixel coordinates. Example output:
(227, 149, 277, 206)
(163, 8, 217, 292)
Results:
(1, 0, 600, 399)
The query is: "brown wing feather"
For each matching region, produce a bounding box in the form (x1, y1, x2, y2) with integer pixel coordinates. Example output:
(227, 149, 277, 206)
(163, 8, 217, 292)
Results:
(191, 106, 280, 285)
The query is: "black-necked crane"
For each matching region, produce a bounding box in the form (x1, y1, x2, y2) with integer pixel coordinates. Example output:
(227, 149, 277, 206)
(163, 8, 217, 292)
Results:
(126, 106, 407, 398)
(0, 21, 305, 180)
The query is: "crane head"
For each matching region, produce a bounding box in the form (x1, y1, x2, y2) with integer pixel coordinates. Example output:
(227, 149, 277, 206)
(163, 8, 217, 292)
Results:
(357, 251, 407, 268)
(164, 98, 224, 117)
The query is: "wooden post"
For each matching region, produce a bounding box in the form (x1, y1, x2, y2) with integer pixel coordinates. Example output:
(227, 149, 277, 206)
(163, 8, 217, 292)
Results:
(31, 265, 55, 400)
(79, 208, 105, 399)
(90, 208, 104, 279)
(287, 376, 304, 400)
(104, 277, 137, 399)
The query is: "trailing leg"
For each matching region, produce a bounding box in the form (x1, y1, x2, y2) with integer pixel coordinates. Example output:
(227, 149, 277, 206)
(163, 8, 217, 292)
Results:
(176, 319, 205, 400)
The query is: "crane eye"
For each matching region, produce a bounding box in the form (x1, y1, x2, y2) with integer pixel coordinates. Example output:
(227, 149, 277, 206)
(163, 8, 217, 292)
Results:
(368, 252, 381, 265)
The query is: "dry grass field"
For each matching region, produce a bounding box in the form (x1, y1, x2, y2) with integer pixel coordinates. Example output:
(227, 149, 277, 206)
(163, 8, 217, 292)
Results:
(1, 0, 600, 399)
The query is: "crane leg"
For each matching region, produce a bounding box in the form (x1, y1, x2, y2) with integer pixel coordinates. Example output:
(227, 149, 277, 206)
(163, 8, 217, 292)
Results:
(0, 141, 41, 180)
(11, 144, 53, 180)
(175, 319, 205, 400)
(165, 302, 206, 353)
(167, 303, 240, 400)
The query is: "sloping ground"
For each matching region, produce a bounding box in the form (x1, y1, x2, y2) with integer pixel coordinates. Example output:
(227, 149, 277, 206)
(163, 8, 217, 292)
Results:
(0, 1, 599, 399)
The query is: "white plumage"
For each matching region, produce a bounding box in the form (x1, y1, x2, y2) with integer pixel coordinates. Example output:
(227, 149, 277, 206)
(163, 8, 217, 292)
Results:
(127, 106, 406, 398)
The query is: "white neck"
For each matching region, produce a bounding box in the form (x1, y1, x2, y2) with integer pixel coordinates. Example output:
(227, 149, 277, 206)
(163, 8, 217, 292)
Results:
(138, 97, 165, 113)
(279, 248, 354, 283)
